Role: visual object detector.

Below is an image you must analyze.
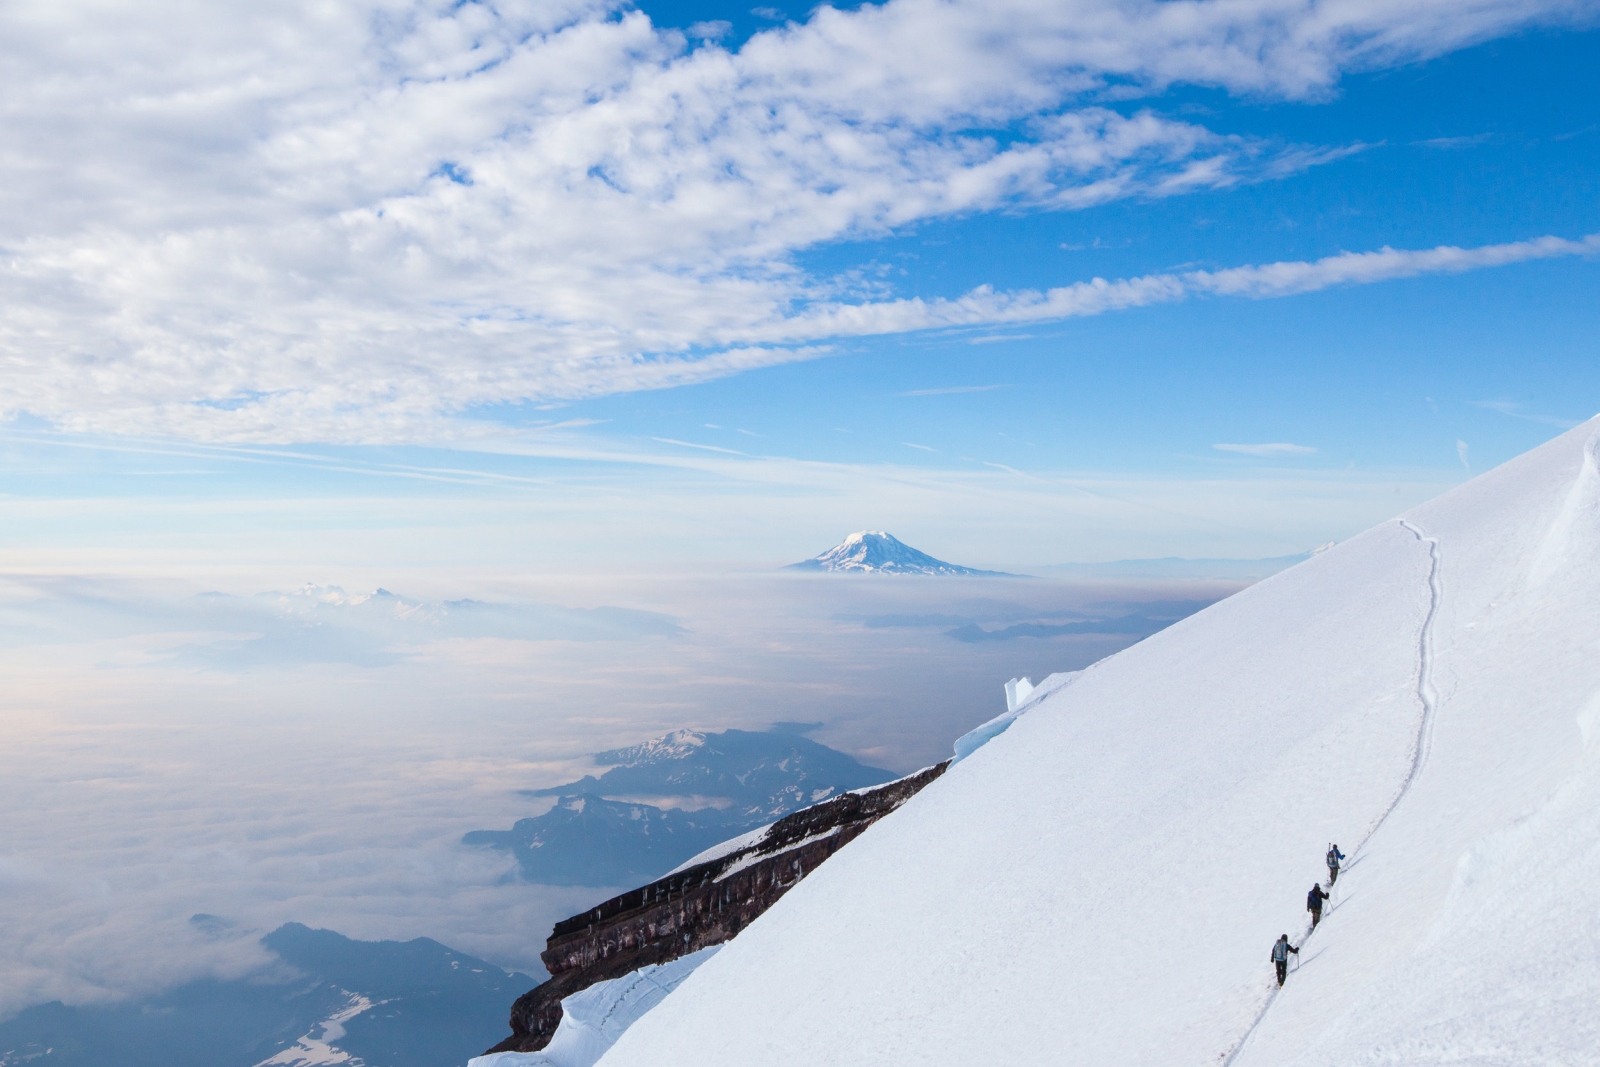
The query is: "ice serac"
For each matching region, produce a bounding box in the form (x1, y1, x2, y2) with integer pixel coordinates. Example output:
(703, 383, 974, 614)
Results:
(786, 531, 1008, 575)
(597, 418, 1600, 1067)
(952, 671, 1079, 763)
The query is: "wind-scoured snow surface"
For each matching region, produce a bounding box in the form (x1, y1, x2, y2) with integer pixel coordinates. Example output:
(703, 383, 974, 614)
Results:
(598, 418, 1600, 1067)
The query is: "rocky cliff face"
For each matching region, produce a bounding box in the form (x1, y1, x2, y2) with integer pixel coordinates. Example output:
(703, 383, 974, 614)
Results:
(483, 762, 949, 1055)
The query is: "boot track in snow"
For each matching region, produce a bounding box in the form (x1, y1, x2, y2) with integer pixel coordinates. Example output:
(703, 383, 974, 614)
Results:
(1394, 519, 1444, 798)
(1219, 519, 1445, 1065)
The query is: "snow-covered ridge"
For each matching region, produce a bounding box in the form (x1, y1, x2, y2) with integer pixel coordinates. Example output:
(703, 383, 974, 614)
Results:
(663, 762, 948, 877)
(253, 993, 376, 1067)
(594, 729, 708, 767)
(786, 531, 1009, 575)
(663, 823, 775, 877)
(598, 418, 1600, 1067)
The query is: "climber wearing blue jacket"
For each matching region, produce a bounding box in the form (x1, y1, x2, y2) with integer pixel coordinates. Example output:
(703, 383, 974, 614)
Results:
(1271, 934, 1299, 986)
(1326, 844, 1346, 886)
(1307, 883, 1330, 927)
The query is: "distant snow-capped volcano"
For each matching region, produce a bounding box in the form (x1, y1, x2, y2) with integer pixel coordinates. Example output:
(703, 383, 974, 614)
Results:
(787, 532, 1008, 575)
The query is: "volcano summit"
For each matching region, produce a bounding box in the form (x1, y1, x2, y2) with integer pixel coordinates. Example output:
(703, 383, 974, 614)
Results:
(786, 532, 1008, 576)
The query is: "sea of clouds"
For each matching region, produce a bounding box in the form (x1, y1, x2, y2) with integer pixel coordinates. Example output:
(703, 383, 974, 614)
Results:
(0, 568, 1236, 1019)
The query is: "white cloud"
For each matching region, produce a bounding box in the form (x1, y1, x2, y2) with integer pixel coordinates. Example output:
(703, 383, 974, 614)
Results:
(1415, 133, 1493, 149)
(765, 232, 1600, 342)
(651, 437, 746, 455)
(688, 20, 733, 40)
(1214, 442, 1319, 456)
(0, 0, 1590, 441)
(898, 384, 1009, 395)
(1469, 399, 1585, 428)
(1457, 439, 1471, 470)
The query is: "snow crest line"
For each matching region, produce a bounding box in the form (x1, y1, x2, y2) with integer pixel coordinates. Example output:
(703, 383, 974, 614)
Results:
(1219, 520, 1444, 1066)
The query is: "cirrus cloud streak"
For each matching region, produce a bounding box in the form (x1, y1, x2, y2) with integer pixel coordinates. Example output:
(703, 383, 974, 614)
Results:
(765, 232, 1600, 341)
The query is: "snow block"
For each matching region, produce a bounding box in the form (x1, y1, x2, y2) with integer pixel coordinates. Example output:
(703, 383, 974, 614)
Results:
(954, 672, 1080, 763)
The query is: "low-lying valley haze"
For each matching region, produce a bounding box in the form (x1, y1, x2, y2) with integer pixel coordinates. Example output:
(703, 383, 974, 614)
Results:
(0, 562, 1240, 1010)
(1, 0, 1597, 1064)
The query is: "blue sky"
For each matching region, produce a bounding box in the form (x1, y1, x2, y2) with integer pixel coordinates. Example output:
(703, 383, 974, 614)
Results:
(500, 25, 1600, 472)
(0, 4, 1596, 570)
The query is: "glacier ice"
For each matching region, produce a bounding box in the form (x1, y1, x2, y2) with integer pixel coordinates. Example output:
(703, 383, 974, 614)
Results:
(952, 672, 1080, 763)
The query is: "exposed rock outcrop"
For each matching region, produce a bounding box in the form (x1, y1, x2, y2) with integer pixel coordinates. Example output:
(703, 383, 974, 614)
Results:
(483, 762, 948, 1055)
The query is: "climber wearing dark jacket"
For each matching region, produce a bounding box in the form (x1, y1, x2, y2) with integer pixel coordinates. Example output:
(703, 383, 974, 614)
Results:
(1326, 844, 1346, 885)
(1271, 934, 1299, 986)
(1307, 884, 1330, 927)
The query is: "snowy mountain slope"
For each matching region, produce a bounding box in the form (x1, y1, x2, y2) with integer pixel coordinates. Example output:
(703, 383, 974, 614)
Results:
(596, 418, 1600, 1067)
(1233, 422, 1600, 1066)
(786, 532, 1008, 575)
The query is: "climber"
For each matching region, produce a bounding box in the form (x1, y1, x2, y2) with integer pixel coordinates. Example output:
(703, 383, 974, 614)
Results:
(1271, 934, 1299, 986)
(1326, 843, 1346, 885)
(1307, 883, 1330, 927)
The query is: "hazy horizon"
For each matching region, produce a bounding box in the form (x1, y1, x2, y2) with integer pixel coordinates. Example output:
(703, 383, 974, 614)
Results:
(0, 566, 1242, 1017)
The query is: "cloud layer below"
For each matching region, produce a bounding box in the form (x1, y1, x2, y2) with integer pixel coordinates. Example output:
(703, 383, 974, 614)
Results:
(0, 569, 1229, 1016)
(0, 0, 1591, 440)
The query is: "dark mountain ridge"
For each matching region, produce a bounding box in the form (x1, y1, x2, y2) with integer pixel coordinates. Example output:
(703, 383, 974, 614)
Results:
(462, 794, 738, 887)
(527, 727, 894, 817)
(0, 923, 534, 1067)
(464, 726, 896, 886)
